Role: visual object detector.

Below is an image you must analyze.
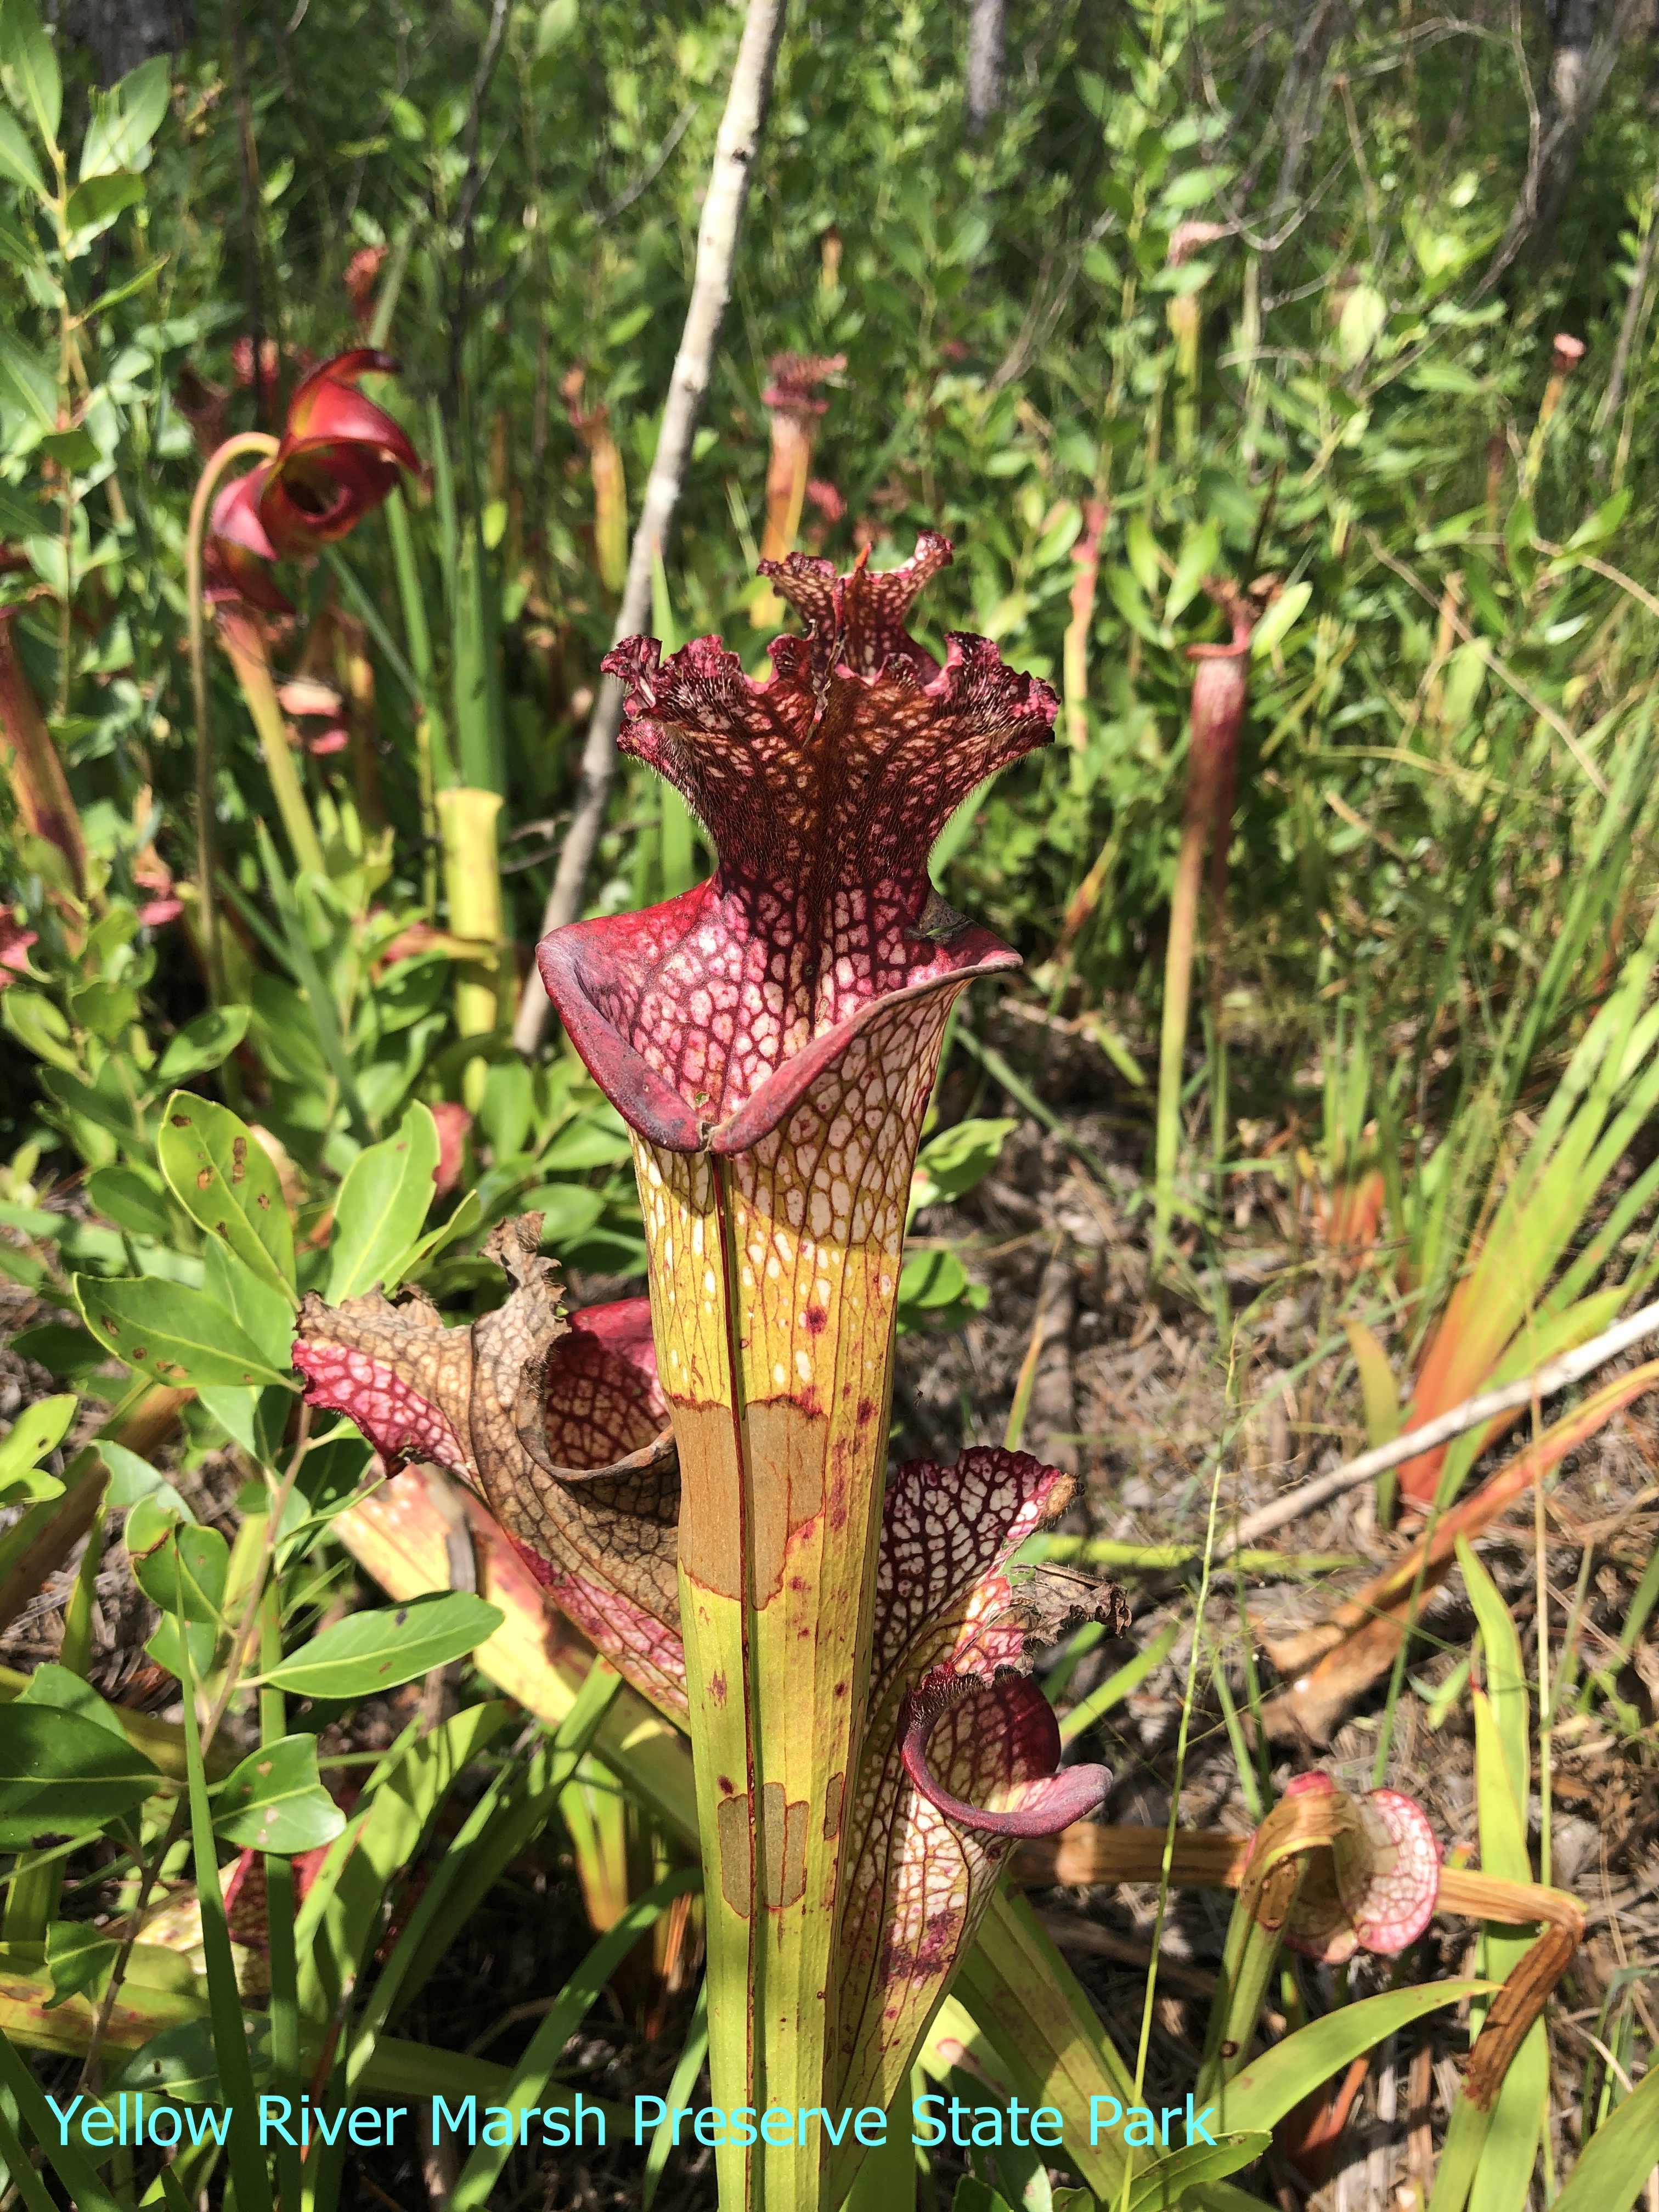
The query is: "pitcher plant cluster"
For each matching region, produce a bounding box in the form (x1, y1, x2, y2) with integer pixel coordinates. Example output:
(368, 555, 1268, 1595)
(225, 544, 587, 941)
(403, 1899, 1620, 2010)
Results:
(295, 535, 1142, 2207)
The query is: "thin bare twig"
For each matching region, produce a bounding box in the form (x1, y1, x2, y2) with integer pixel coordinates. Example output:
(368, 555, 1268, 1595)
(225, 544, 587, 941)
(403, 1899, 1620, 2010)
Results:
(1234, 1295, 1659, 1545)
(595, 101, 697, 225)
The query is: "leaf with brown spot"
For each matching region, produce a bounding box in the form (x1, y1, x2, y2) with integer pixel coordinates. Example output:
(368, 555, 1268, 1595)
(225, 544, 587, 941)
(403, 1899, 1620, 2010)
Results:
(157, 1091, 296, 1302)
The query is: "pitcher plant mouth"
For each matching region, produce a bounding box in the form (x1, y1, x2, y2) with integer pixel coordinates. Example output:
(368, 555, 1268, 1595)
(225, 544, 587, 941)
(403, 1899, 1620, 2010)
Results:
(1267, 1773, 1442, 1963)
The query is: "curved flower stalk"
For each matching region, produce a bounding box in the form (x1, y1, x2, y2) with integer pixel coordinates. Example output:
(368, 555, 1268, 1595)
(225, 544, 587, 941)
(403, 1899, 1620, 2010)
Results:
(292, 1235, 1125, 2209)
(188, 351, 419, 945)
(537, 534, 1056, 2208)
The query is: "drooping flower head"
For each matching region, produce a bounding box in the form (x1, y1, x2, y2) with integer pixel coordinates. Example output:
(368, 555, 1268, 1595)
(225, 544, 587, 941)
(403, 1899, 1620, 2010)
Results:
(207, 351, 419, 611)
(256, 348, 419, 557)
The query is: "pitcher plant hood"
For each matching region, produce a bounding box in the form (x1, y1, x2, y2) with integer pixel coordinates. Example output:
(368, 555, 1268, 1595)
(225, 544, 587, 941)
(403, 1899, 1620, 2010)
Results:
(1254, 1773, 1442, 1965)
(537, 533, 1058, 1153)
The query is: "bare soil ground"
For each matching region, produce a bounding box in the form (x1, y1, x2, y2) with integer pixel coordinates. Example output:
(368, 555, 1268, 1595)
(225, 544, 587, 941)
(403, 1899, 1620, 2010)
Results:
(3, 1020, 1658, 2209)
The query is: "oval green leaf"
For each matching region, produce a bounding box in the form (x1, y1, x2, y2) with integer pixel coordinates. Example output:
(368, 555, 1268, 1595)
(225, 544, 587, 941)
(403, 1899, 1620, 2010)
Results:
(0, 110, 45, 196)
(264, 1592, 504, 1701)
(86, 1163, 173, 1242)
(202, 1236, 299, 1370)
(325, 1102, 439, 1302)
(156, 1092, 296, 1300)
(0, 1704, 160, 1844)
(156, 1006, 251, 1085)
(0, 1392, 75, 1483)
(213, 1735, 347, 1854)
(539, 1117, 634, 1172)
(128, 1504, 229, 1624)
(74, 1274, 291, 1391)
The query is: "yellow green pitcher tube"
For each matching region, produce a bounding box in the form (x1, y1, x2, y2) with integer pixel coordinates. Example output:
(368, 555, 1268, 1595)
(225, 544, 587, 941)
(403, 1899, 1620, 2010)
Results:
(537, 535, 1057, 2209)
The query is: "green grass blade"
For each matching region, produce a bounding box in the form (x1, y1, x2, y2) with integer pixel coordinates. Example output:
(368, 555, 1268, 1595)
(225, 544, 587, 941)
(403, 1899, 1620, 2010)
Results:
(0, 2077, 90, 2212)
(1469, 2022, 1548, 2212)
(323, 545, 421, 706)
(1058, 1620, 1181, 1747)
(642, 1977, 708, 2211)
(1548, 2042, 1659, 2210)
(1459, 1538, 1530, 1816)
(0, 2035, 121, 2212)
(449, 1867, 701, 2210)
(1216, 1983, 1495, 2138)
(1204, 1623, 1262, 1823)
(178, 1584, 274, 2212)
(350, 1664, 623, 2066)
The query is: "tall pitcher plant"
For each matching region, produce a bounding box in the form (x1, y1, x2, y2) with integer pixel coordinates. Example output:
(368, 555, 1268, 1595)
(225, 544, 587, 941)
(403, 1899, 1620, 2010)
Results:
(534, 535, 1101, 2209)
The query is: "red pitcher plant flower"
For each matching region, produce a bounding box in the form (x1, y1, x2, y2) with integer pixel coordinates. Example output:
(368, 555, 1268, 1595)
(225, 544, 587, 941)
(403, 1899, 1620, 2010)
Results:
(530, 533, 1107, 2205)
(208, 348, 419, 605)
(187, 350, 419, 985)
(293, 1216, 1127, 2210)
